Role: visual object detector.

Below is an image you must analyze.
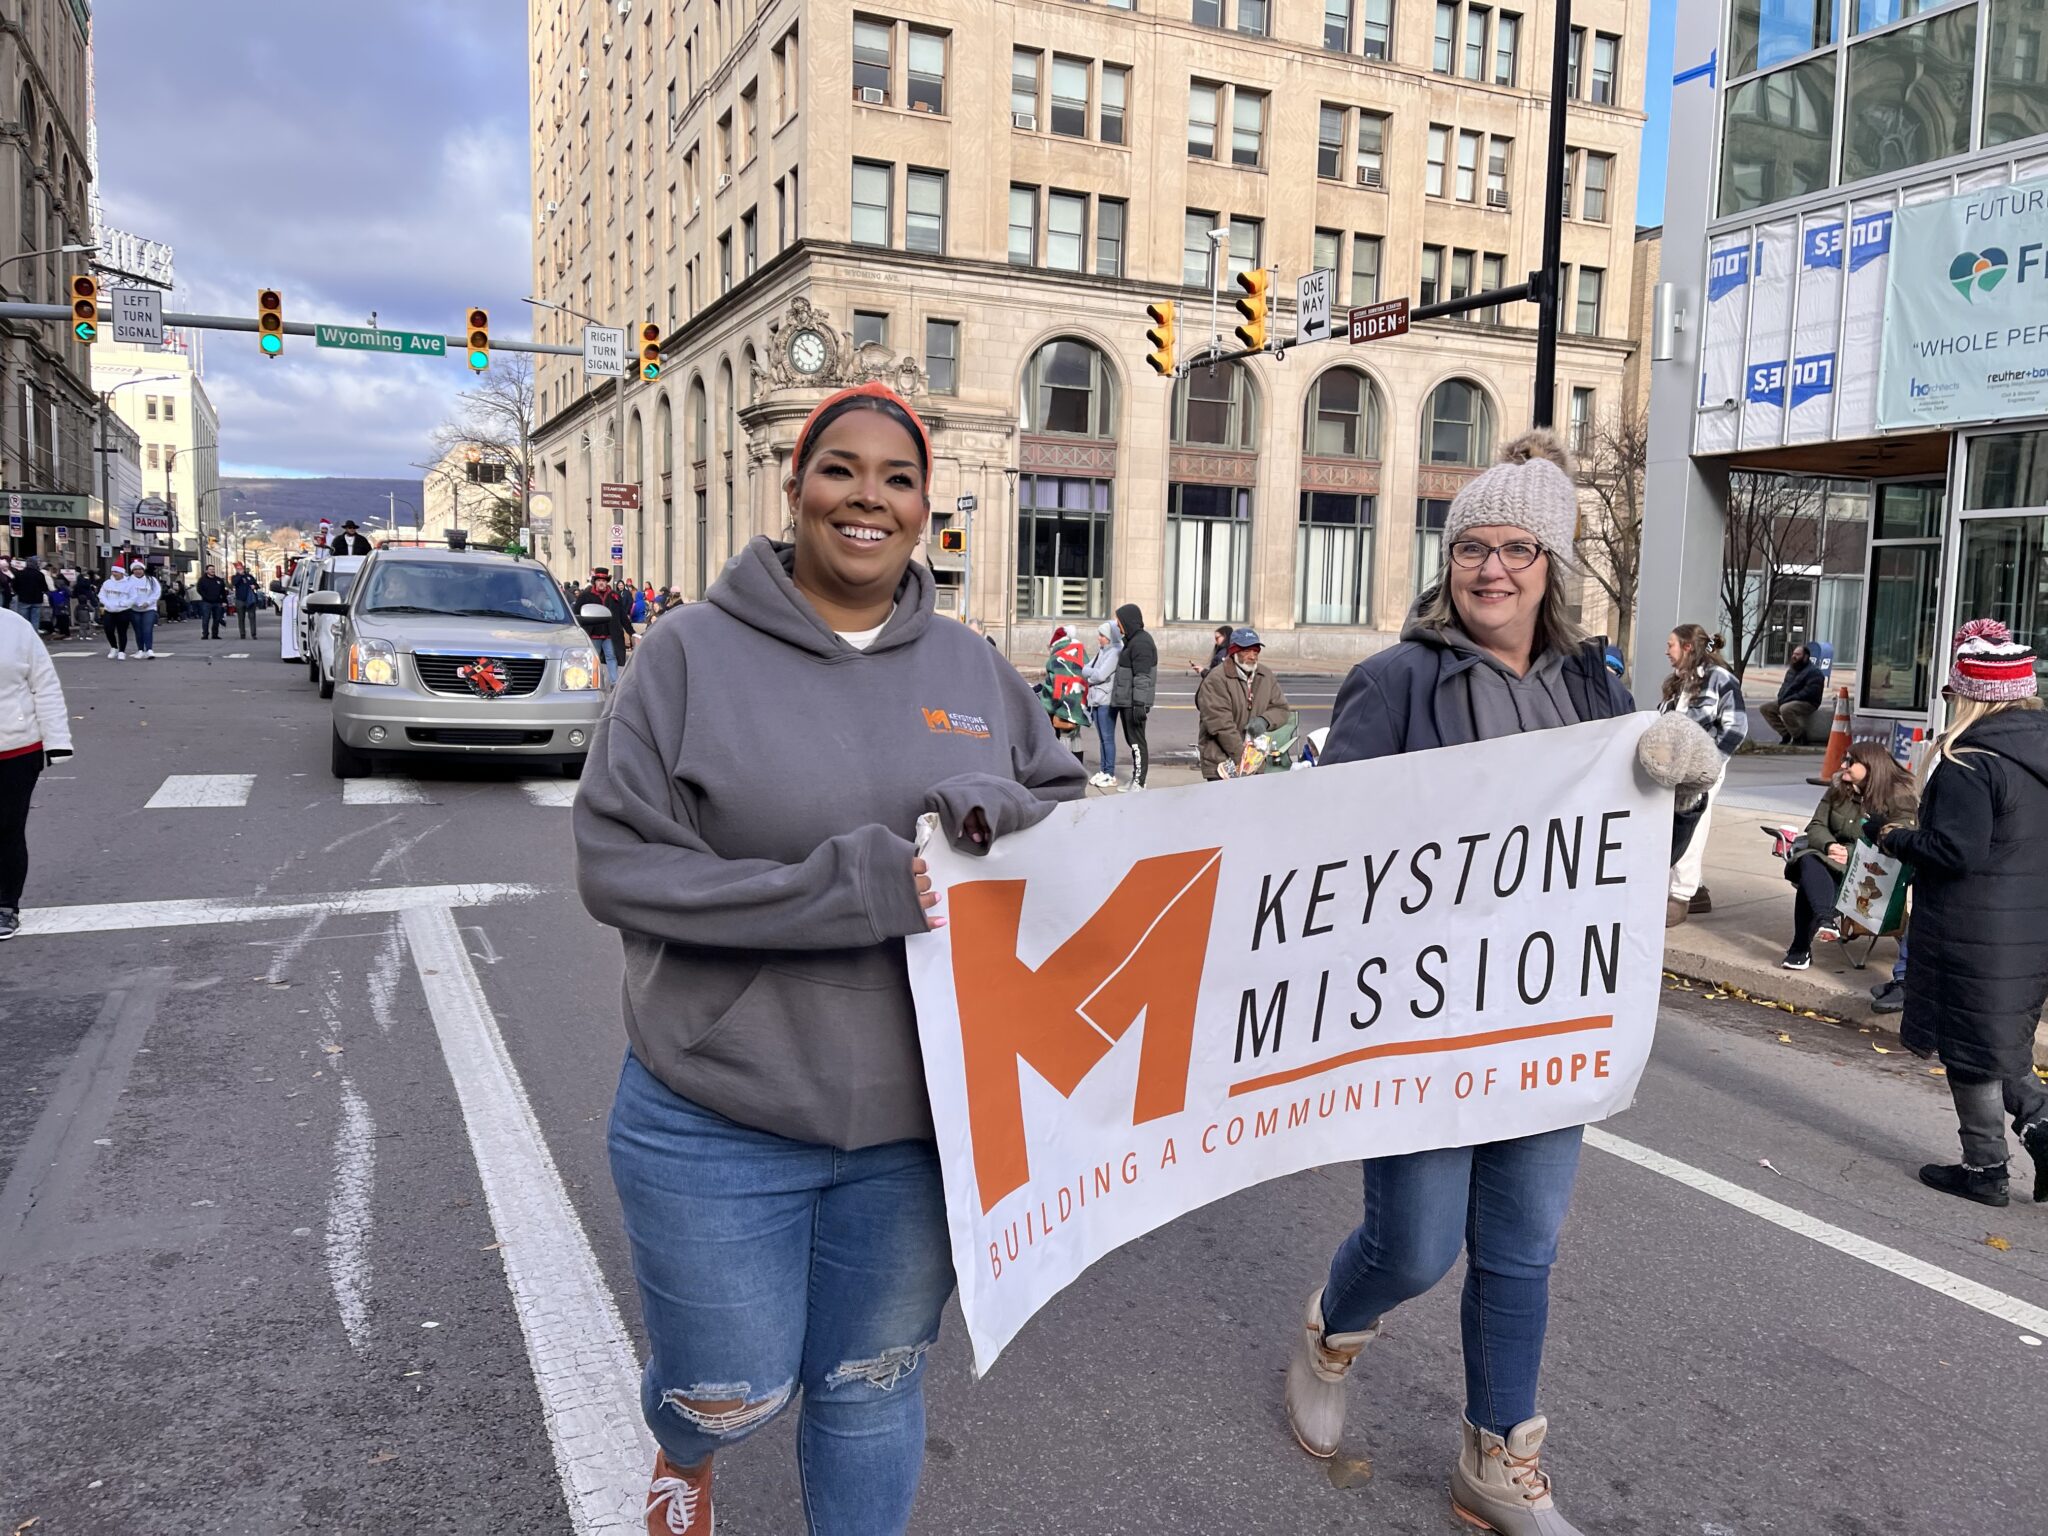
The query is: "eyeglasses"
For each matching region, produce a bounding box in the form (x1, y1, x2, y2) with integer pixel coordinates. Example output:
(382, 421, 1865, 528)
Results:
(1448, 539, 1544, 572)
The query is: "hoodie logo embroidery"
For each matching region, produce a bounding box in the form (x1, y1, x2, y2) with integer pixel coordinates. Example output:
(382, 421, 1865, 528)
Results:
(924, 708, 992, 739)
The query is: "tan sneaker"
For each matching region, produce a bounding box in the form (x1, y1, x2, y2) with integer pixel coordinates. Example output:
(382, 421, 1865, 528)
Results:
(645, 1449, 714, 1535)
(1282, 1286, 1380, 1458)
(1450, 1416, 1583, 1535)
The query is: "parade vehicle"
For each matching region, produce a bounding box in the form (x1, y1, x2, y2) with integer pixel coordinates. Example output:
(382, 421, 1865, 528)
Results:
(292, 555, 364, 695)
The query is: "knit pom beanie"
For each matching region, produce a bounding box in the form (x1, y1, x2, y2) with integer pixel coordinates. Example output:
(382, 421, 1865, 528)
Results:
(1948, 618, 2039, 702)
(1441, 429, 1580, 571)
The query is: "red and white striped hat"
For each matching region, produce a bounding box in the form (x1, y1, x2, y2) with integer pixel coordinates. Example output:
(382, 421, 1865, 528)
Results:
(1948, 618, 2039, 703)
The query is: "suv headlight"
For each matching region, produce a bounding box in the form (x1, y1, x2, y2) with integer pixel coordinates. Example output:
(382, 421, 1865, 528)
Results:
(559, 645, 600, 692)
(348, 637, 400, 686)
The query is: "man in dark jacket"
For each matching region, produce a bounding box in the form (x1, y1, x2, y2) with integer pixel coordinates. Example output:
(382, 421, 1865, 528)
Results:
(195, 565, 229, 639)
(231, 564, 263, 639)
(1197, 628, 1292, 780)
(10, 558, 49, 632)
(329, 520, 373, 556)
(579, 568, 635, 685)
(1110, 602, 1157, 791)
(1761, 643, 1826, 742)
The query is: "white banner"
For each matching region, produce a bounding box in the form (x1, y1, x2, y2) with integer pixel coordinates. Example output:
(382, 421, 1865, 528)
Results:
(1836, 206, 1894, 439)
(1741, 221, 1798, 449)
(1696, 235, 1752, 455)
(1786, 214, 1845, 444)
(907, 716, 1669, 1372)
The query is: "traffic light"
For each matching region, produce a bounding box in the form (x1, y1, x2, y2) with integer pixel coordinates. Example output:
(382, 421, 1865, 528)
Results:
(1233, 269, 1270, 352)
(69, 275, 99, 343)
(466, 307, 491, 371)
(1144, 300, 1177, 377)
(937, 528, 965, 554)
(638, 321, 662, 381)
(257, 289, 284, 356)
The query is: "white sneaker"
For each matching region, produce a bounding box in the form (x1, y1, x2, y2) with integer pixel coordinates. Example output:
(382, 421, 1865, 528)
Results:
(1119, 780, 1145, 794)
(143, 651, 156, 659)
(1089, 772, 1116, 789)
(114, 651, 126, 661)
(106, 647, 118, 659)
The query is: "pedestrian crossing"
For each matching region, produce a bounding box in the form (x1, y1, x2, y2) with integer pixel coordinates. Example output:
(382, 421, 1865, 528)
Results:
(137, 773, 579, 810)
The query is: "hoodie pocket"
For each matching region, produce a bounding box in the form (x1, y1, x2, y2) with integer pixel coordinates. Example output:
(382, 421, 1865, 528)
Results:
(624, 941, 908, 1060)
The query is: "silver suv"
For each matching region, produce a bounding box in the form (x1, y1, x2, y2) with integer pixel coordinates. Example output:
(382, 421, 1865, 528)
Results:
(312, 544, 604, 779)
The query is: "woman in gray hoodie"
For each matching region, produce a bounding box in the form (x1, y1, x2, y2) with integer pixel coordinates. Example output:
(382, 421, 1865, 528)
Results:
(575, 382, 1084, 1536)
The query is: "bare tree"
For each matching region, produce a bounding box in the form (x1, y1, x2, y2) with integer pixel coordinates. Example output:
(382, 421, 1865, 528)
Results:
(1720, 470, 1826, 679)
(1573, 403, 1647, 664)
(425, 354, 537, 549)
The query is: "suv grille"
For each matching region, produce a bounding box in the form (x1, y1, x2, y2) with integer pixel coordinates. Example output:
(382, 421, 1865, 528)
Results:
(414, 653, 548, 697)
(404, 727, 554, 747)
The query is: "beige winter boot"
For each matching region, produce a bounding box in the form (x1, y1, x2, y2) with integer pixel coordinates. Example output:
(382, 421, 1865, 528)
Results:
(1282, 1286, 1380, 1458)
(1450, 1416, 1583, 1534)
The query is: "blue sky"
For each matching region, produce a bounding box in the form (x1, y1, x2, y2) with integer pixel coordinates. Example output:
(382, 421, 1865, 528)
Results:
(1640, 0, 1679, 226)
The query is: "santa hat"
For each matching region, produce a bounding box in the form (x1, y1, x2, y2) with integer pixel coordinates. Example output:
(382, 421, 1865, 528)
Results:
(1948, 618, 2039, 703)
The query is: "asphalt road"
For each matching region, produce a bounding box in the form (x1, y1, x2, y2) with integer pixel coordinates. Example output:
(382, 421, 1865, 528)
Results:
(3, 638, 2044, 1535)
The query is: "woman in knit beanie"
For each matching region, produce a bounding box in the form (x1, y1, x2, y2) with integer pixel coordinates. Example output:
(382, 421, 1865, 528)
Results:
(1290, 428, 1644, 1535)
(1875, 619, 2048, 1207)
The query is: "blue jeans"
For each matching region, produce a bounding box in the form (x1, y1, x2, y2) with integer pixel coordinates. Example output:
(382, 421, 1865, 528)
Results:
(14, 601, 44, 633)
(130, 608, 157, 652)
(1093, 704, 1118, 776)
(202, 601, 227, 637)
(1892, 931, 1910, 985)
(608, 1054, 954, 1534)
(1323, 1125, 1584, 1435)
(597, 635, 618, 685)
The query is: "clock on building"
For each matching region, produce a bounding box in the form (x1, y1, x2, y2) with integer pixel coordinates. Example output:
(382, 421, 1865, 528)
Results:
(787, 328, 829, 377)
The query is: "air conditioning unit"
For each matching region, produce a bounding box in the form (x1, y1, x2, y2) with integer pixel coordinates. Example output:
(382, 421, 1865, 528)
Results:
(692, 198, 702, 216)
(1013, 111, 1037, 130)
(578, 66, 591, 82)
(617, 0, 633, 14)
(1355, 165, 1383, 188)
(546, 200, 560, 214)
(858, 86, 886, 105)
(716, 172, 732, 192)
(601, 32, 614, 50)
(1486, 189, 1510, 210)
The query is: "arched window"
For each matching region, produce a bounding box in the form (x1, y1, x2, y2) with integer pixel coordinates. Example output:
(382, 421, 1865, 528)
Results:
(688, 377, 710, 596)
(742, 343, 759, 405)
(1020, 338, 1117, 438)
(1016, 338, 1119, 618)
(1166, 362, 1259, 623)
(718, 359, 736, 560)
(628, 408, 646, 578)
(1416, 378, 1496, 589)
(1299, 368, 1384, 626)
(655, 394, 675, 589)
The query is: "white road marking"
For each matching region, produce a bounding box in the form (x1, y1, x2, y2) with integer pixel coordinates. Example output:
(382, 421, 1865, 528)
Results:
(326, 1078, 376, 1354)
(15, 882, 538, 938)
(1587, 1128, 2048, 1337)
(47, 650, 96, 658)
(400, 905, 649, 1531)
(145, 773, 256, 809)
(523, 780, 580, 808)
(344, 778, 433, 805)
(226, 652, 250, 659)
(366, 922, 403, 1034)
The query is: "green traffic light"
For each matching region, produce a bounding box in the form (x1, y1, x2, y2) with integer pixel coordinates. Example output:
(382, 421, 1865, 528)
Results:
(642, 363, 660, 381)
(259, 332, 283, 355)
(469, 349, 491, 371)
(73, 321, 95, 342)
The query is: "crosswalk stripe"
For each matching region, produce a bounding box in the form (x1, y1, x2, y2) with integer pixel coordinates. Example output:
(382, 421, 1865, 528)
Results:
(343, 778, 433, 805)
(144, 774, 255, 809)
(521, 781, 579, 808)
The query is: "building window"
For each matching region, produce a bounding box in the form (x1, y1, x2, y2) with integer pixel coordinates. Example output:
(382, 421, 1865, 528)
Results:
(1101, 66, 1128, 143)
(1495, 11, 1519, 84)
(740, 84, 757, 162)
(1184, 210, 1217, 287)
(1097, 197, 1127, 277)
(716, 234, 731, 293)
(1168, 364, 1260, 625)
(1363, 0, 1393, 58)
(1194, 0, 1224, 26)
(853, 18, 890, 101)
(1018, 474, 1115, 619)
(1047, 191, 1087, 272)
(1232, 89, 1266, 167)
(907, 27, 946, 112)
(1307, 364, 1380, 459)
(906, 168, 946, 253)
(1486, 138, 1510, 206)
(1860, 480, 1945, 712)
(1569, 387, 1594, 457)
(1227, 217, 1262, 280)
(1357, 111, 1387, 185)
(852, 160, 891, 246)
(1719, 55, 1835, 215)
(1574, 266, 1604, 334)
(1314, 228, 1343, 287)
(854, 311, 889, 348)
(1010, 184, 1039, 264)
(1463, 3, 1488, 79)
(1478, 252, 1506, 323)
(1582, 152, 1610, 221)
(1352, 234, 1382, 304)
(1567, 26, 1583, 95)
(1415, 498, 1451, 592)
(1456, 129, 1481, 201)
(1318, 105, 1345, 179)
(1300, 490, 1376, 625)
(1426, 125, 1448, 196)
(741, 208, 757, 275)
(1450, 248, 1474, 307)
(1420, 244, 1444, 306)
(926, 319, 959, 394)
(1239, 0, 1270, 35)
(1986, 0, 2048, 148)
(1843, 7, 1976, 183)
(145, 395, 158, 420)
(1023, 337, 1119, 438)
(1189, 82, 1219, 158)
(1051, 56, 1089, 137)
(1590, 31, 1618, 104)
(1423, 378, 1496, 466)
(1174, 360, 1257, 449)
(1731, 0, 1833, 76)
(147, 443, 159, 469)
(1325, 0, 1352, 50)
(1011, 48, 1039, 126)
(1434, 2, 1457, 72)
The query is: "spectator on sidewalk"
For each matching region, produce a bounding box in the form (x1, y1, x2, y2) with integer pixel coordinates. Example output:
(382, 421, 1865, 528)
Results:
(195, 566, 229, 640)
(127, 562, 162, 659)
(1660, 625, 1748, 926)
(1779, 742, 1917, 970)
(1188, 623, 1232, 678)
(1762, 644, 1827, 743)
(47, 574, 71, 639)
(1082, 619, 1121, 788)
(1111, 602, 1157, 792)
(1875, 619, 2048, 1207)
(232, 564, 263, 639)
(1871, 938, 1909, 1014)
(1039, 626, 1090, 761)
(10, 557, 49, 633)
(97, 563, 137, 659)
(0, 602, 72, 940)
(1198, 628, 1291, 780)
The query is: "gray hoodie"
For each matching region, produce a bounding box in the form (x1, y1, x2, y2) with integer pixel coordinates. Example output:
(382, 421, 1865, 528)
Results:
(574, 537, 1086, 1149)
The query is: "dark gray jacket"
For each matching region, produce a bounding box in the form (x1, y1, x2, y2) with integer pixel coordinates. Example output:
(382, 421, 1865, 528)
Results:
(1110, 602, 1157, 711)
(574, 537, 1085, 1149)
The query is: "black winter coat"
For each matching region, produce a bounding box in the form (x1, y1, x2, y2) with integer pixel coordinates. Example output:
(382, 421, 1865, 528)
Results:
(1776, 659, 1825, 707)
(1110, 603, 1157, 711)
(1880, 708, 2048, 1080)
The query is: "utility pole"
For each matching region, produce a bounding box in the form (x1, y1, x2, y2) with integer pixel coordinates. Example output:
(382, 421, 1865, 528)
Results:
(1531, 0, 1574, 429)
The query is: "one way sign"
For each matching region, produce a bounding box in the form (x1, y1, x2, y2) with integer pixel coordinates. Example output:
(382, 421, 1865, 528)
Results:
(1296, 269, 1334, 344)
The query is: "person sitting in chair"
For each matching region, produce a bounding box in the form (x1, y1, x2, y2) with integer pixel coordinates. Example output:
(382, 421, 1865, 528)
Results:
(1779, 741, 1916, 971)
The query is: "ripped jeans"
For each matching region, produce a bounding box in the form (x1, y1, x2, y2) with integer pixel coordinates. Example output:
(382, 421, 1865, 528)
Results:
(608, 1052, 955, 1534)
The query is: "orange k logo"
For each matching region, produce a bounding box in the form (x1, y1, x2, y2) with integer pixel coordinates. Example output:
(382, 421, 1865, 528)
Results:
(949, 849, 1224, 1212)
(923, 707, 953, 733)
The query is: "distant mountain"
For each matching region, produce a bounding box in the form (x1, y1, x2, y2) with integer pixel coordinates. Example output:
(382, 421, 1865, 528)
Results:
(221, 477, 421, 534)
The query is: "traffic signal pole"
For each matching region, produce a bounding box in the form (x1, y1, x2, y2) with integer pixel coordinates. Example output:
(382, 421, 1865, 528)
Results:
(1531, 0, 1573, 430)
(0, 300, 588, 358)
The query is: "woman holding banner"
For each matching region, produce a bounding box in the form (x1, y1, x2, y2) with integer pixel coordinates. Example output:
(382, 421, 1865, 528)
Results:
(574, 381, 1084, 1536)
(1287, 430, 1640, 1536)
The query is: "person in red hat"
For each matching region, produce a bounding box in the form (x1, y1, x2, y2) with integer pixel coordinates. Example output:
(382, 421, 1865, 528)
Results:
(1876, 619, 2048, 1206)
(574, 381, 1083, 1535)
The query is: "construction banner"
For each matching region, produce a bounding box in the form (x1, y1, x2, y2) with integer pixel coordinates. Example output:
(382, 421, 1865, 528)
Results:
(908, 714, 1670, 1373)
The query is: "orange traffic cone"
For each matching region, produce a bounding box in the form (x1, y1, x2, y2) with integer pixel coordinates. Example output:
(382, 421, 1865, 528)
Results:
(1816, 687, 1852, 780)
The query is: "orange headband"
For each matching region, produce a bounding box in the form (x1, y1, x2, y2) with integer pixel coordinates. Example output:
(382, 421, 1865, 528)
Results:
(790, 381, 932, 482)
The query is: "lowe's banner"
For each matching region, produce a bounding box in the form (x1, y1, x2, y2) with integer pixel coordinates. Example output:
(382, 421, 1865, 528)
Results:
(1880, 180, 2048, 429)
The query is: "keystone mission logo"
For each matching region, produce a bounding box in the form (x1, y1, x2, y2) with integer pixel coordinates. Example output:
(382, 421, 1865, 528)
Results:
(1950, 248, 2010, 301)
